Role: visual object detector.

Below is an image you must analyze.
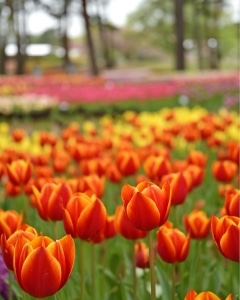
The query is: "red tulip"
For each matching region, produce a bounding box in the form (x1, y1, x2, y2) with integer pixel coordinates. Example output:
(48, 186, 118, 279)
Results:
(143, 155, 172, 181)
(11, 128, 26, 143)
(134, 241, 150, 269)
(211, 215, 240, 262)
(1, 225, 38, 270)
(156, 222, 190, 263)
(224, 189, 240, 217)
(33, 182, 72, 221)
(211, 160, 238, 183)
(184, 289, 232, 300)
(183, 209, 211, 239)
(6, 159, 32, 186)
(13, 234, 75, 298)
(0, 209, 24, 240)
(121, 181, 172, 231)
(76, 174, 105, 198)
(161, 172, 189, 206)
(63, 192, 107, 241)
(187, 150, 207, 168)
(115, 205, 147, 240)
(116, 150, 140, 176)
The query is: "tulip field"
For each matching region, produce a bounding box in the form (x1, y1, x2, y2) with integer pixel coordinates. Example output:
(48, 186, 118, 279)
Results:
(0, 71, 239, 300)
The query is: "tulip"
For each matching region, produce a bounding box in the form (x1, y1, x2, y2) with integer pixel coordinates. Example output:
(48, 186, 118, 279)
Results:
(187, 150, 207, 168)
(143, 155, 172, 181)
(134, 241, 150, 269)
(211, 215, 240, 262)
(183, 209, 211, 239)
(211, 160, 238, 183)
(11, 128, 26, 143)
(33, 182, 72, 221)
(76, 174, 105, 198)
(105, 163, 123, 183)
(0, 209, 24, 240)
(89, 214, 118, 243)
(224, 189, 240, 217)
(184, 289, 232, 300)
(13, 234, 75, 298)
(1, 225, 38, 270)
(161, 172, 189, 206)
(6, 159, 32, 186)
(5, 180, 21, 197)
(63, 192, 107, 241)
(121, 181, 172, 231)
(116, 150, 140, 176)
(184, 164, 204, 190)
(156, 222, 190, 263)
(115, 205, 147, 240)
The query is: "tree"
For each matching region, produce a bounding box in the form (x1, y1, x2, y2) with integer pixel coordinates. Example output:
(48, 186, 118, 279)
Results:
(81, 0, 98, 75)
(174, 0, 185, 70)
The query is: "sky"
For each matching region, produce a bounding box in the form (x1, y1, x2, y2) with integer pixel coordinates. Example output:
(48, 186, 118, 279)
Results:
(27, 0, 144, 37)
(27, 0, 239, 38)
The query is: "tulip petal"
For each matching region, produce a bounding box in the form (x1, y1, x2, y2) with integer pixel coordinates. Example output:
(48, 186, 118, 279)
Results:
(220, 225, 240, 262)
(121, 184, 136, 206)
(21, 247, 61, 298)
(77, 198, 107, 240)
(126, 192, 160, 231)
(157, 228, 176, 263)
(55, 235, 75, 287)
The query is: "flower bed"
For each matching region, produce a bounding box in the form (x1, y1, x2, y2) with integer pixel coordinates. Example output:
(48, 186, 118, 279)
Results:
(0, 105, 239, 299)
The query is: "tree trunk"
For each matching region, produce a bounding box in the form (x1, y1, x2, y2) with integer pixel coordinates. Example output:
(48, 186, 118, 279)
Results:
(95, 0, 114, 69)
(16, 0, 26, 74)
(193, 4, 203, 69)
(62, 2, 70, 68)
(81, 0, 99, 75)
(174, 0, 185, 70)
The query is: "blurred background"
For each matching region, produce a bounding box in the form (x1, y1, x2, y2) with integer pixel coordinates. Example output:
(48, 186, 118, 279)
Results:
(0, 0, 239, 76)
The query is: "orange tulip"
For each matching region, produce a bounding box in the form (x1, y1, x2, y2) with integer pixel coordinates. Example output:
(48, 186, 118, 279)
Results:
(33, 182, 72, 221)
(121, 181, 172, 231)
(11, 128, 26, 143)
(6, 159, 32, 186)
(143, 155, 172, 181)
(77, 174, 105, 198)
(0, 209, 24, 240)
(184, 164, 204, 190)
(105, 163, 123, 183)
(184, 289, 232, 300)
(211, 215, 240, 262)
(134, 241, 150, 269)
(187, 150, 207, 168)
(89, 214, 118, 243)
(161, 172, 189, 206)
(116, 150, 140, 176)
(183, 209, 211, 239)
(115, 205, 147, 240)
(63, 192, 107, 241)
(5, 180, 21, 196)
(13, 234, 75, 298)
(224, 189, 240, 217)
(1, 225, 38, 270)
(156, 222, 190, 263)
(211, 160, 238, 183)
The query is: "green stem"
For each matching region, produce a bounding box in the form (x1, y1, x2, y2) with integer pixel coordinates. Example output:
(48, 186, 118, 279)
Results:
(147, 231, 156, 300)
(8, 269, 13, 300)
(91, 243, 96, 300)
(173, 205, 179, 228)
(172, 263, 176, 300)
(80, 240, 85, 300)
(53, 221, 58, 239)
(132, 241, 137, 300)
